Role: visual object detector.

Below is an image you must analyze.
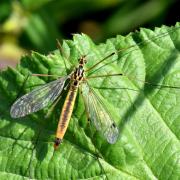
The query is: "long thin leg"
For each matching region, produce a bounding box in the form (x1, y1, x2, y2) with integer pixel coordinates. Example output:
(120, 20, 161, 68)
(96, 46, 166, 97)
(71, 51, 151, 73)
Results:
(86, 27, 180, 74)
(45, 95, 62, 119)
(87, 73, 123, 79)
(87, 73, 180, 89)
(85, 52, 115, 72)
(57, 39, 69, 75)
(25, 73, 63, 90)
(31, 73, 62, 78)
(85, 46, 137, 73)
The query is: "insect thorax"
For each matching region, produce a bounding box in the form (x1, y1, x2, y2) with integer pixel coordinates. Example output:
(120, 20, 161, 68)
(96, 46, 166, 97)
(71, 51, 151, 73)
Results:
(71, 56, 87, 86)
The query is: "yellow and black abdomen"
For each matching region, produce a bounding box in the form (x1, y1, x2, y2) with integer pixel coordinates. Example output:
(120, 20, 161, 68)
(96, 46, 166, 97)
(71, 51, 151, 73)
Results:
(54, 84, 78, 149)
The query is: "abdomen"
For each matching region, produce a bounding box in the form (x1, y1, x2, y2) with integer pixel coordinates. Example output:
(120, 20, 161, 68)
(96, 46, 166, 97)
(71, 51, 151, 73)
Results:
(54, 85, 78, 148)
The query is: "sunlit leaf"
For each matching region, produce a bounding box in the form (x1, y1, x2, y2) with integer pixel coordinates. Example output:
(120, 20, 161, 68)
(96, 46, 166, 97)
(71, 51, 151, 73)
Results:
(0, 24, 180, 179)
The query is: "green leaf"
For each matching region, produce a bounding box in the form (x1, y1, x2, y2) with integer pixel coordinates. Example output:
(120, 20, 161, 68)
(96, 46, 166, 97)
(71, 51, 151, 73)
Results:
(0, 23, 180, 179)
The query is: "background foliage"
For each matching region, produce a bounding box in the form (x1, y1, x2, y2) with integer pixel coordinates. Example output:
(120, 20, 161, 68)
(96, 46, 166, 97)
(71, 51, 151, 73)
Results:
(0, 0, 179, 68)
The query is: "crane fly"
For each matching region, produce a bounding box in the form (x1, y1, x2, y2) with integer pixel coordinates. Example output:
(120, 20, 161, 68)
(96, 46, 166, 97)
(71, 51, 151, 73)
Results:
(10, 55, 119, 149)
(10, 25, 180, 150)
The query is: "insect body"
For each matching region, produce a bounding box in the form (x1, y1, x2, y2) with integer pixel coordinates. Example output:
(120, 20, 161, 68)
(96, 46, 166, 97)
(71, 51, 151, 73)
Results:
(54, 56, 86, 148)
(10, 55, 119, 149)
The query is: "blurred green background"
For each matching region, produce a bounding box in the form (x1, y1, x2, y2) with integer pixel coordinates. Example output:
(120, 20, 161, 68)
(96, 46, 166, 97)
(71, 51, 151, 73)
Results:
(0, 0, 179, 69)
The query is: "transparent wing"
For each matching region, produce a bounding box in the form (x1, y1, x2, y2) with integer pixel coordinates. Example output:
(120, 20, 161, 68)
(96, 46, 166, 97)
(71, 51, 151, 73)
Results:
(10, 76, 69, 118)
(81, 82, 119, 144)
